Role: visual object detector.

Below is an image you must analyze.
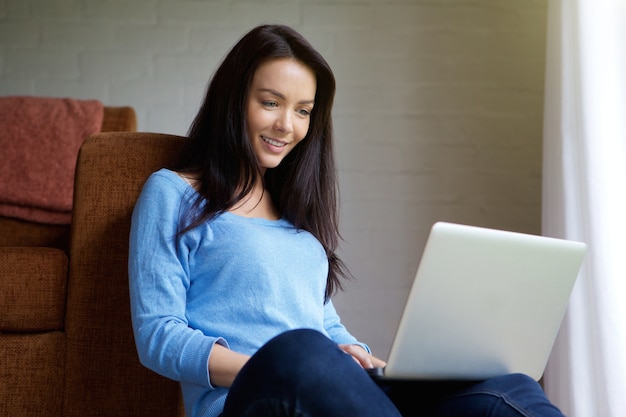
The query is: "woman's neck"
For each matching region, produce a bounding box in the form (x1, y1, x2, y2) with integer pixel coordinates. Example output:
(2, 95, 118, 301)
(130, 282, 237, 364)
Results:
(229, 179, 281, 220)
(177, 169, 280, 220)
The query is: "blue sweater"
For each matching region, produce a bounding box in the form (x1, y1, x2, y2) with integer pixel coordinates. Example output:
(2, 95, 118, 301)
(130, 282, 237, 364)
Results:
(129, 169, 366, 417)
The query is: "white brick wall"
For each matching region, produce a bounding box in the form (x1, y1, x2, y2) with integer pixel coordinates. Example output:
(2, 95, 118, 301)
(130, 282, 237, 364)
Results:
(0, 0, 548, 358)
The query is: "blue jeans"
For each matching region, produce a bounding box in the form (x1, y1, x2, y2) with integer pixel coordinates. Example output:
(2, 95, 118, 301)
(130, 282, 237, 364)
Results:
(220, 329, 565, 417)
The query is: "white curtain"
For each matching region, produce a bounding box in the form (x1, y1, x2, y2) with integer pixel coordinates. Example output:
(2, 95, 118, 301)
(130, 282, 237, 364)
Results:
(542, 0, 626, 416)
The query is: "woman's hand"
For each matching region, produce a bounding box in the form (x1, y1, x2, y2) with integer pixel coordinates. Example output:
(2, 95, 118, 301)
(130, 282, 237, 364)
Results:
(208, 344, 251, 388)
(338, 344, 387, 369)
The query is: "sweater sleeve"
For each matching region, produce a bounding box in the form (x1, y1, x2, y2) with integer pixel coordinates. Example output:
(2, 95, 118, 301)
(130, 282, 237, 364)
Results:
(128, 171, 226, 388)
(323, 299, 371, 354)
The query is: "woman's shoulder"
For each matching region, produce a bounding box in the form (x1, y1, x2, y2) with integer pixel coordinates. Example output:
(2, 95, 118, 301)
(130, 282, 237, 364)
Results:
(136, 169, 201, 213)
(133, 169, 204, 227)
(144, 168, 195, 193)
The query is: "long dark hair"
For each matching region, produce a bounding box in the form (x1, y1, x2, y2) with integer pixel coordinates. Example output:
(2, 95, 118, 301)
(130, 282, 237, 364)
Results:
(176, 24, 349, 301)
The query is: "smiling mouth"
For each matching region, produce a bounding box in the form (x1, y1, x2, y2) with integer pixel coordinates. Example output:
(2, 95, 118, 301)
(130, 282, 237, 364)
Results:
(262, 136, 287, 147)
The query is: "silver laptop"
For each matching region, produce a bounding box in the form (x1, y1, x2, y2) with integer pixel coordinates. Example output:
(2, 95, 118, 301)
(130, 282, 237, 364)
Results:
(369, 222, 586, 382)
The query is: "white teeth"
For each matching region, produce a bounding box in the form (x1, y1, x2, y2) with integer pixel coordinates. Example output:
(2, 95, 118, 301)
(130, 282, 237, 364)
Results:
(262, 136, 286, 147)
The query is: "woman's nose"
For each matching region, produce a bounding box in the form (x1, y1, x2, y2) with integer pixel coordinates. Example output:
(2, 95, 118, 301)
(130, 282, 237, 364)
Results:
(273, 110, 293, 133)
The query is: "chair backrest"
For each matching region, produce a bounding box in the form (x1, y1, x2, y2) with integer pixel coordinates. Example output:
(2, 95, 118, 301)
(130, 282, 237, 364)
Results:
(64, 132, 186, 417)
(0, 105, 137, 251)
(100, 106, 137, 132)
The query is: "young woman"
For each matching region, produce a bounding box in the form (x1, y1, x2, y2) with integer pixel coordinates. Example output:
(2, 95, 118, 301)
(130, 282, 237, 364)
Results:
(129, 24, 566, 417)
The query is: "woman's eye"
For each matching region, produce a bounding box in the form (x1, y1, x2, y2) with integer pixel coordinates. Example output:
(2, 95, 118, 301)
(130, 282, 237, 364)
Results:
(262, 101, 278, 108)
(297, 108, 311, 116)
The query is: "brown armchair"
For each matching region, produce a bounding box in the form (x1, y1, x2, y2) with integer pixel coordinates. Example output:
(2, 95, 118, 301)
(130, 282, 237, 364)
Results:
(0, 111, 194, 417)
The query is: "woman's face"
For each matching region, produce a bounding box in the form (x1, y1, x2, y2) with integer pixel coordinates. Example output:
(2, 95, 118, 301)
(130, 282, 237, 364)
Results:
(246, 57, 317, 171)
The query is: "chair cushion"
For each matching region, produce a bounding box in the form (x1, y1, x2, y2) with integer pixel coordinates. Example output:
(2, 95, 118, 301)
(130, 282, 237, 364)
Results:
(0, 247, 68, 331)
(0, 332, 65, 415)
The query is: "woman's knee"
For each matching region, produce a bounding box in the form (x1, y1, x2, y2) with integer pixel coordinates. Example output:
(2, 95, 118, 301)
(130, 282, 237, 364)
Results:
(250, 329, 347, 382)
(229, 329, 359, 403)
(263, 329, 336, 356)
(276, 328, 339, 349)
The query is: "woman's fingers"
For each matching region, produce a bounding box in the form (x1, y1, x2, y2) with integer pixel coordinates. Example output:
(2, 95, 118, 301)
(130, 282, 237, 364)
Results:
(338, 344, 386, 369)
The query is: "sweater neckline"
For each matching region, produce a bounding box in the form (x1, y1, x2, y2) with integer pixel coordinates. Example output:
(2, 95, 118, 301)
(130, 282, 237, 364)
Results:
(162, 169, 289, 226)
